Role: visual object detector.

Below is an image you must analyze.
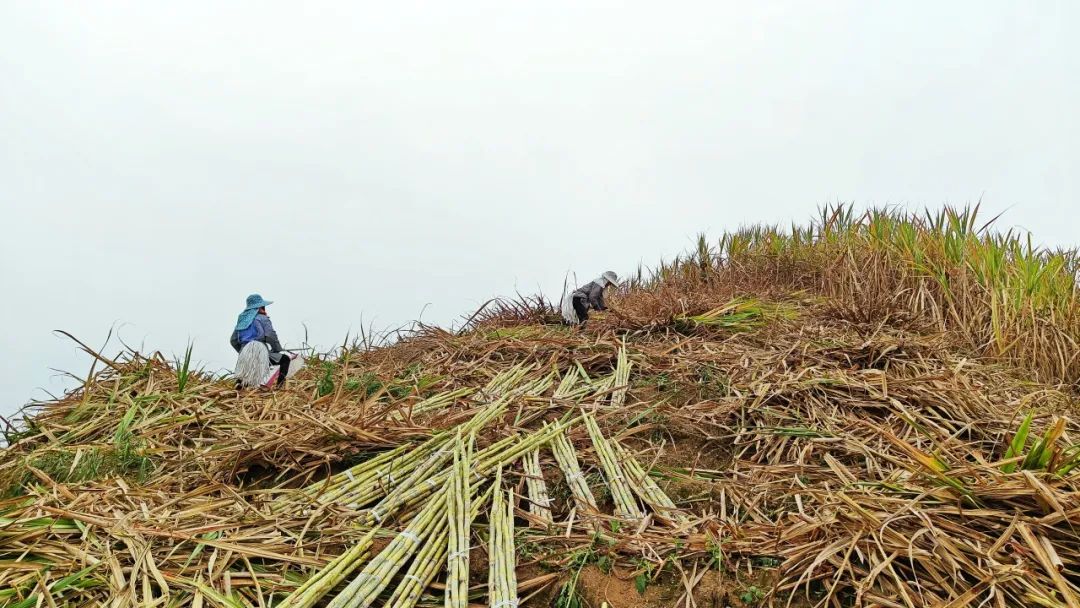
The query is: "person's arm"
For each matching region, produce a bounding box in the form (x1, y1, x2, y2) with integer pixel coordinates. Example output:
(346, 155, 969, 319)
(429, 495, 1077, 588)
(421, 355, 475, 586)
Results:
(589, 282, 607, 310)
(262, 318, 283, 353)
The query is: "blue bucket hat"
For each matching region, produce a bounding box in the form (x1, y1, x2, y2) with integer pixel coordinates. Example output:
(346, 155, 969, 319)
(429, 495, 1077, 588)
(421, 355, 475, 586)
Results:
(235, 293, 273, 331)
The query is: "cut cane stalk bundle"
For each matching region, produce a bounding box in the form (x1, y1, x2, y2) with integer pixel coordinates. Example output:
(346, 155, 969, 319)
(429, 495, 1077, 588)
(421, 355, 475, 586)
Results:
(411, 388, 476, 415)
(552, 366, 594, 402)
(445, 432, 472, 608)
(276, 527, 381, 608)
(550, 426, 598, 512)
(277, 443, 413, 511)
(327, 487, 450, 608)
(584, 414, 642, 520)
(553, 367, 580, 398)
(487, 471, 518, 608)
(611, 440, 687, 525)
(610, 344, 632, 408)
(361, 418, 572, 527)
(522, 448, 552, 524)
(509, 370, 556, 400)
(385, 485, 493, 608)
(283, 399, 508, 514)
(479, 364, 534, 399)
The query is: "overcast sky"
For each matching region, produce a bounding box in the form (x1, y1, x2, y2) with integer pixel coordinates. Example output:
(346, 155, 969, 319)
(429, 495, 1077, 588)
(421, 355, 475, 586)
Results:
(1, 1, 1077, 417)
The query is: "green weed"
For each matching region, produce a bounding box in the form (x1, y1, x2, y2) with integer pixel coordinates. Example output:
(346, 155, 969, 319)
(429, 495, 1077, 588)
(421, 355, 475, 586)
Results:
(740, 585, 765, 605)
(317, 362, 335, 397)
(175, 341, 194, 393)
(634, 558, 654, 595)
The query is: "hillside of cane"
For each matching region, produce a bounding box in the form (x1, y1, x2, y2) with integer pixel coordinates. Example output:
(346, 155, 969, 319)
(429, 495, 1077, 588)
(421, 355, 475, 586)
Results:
(3, 205, 1080, 608)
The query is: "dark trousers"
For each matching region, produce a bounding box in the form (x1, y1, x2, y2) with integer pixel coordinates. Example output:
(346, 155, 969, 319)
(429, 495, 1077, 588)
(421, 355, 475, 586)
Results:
(271, 354, 290, 386)
(572, 295, 589, 324)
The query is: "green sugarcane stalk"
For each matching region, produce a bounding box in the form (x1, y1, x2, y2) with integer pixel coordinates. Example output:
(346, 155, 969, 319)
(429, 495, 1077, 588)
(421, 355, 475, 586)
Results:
(411, 387, 476, 414)
(522, 448, 552, 524)
(551, 366, 594, 402)
(508, 370, 555, 400)
(363, 434, 513, 527)
(328, 488, 450, 608)
(553, 367, 580, 398)
(552, 365, 596, 401)
(274, 444, 414, 512)
(479, 364, 532, 399)
(303, 444, 411, 497)
(370, 439, 455, 522)
(474, 418, 575, 473)
(587, 421, 635, 520)
(289, 410, 498, 512)
(363, 420, 571, 529)
(611, 344, 632, 407)
(488, 479, 518, 608)
(446, 432, 471, 608)
(276, 527, 380, 608)
(385, 485, 493, 608)
(550, 427, 597, 512)
(584, 414, 642, 520)
(358, 403, 512, 525)
(505, 487, 517, 605)
(488, 468, 503, 607)
(611, 440, 687, 524)
(319, 447, 435, 509)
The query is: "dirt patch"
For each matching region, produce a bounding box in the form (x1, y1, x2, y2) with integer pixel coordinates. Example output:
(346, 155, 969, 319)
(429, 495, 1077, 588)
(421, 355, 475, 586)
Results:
(575, 564, 681, 608)
(519, 561, 817, 608)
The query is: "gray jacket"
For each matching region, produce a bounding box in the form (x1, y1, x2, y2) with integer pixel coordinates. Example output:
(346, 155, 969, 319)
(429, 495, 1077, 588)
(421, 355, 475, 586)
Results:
(572, 281, 607, 311)
(230, 314, 283, 354)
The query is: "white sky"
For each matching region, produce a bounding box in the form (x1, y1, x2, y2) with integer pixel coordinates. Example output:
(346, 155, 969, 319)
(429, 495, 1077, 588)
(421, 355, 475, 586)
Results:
(1, 1, 1077, 417)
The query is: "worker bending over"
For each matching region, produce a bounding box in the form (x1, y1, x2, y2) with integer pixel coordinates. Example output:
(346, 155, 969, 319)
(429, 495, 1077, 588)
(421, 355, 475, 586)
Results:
(562, 271, 618, 326)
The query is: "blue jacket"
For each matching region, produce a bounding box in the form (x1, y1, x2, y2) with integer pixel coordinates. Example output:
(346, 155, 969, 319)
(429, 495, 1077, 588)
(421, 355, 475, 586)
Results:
(230, 314, 282, 354)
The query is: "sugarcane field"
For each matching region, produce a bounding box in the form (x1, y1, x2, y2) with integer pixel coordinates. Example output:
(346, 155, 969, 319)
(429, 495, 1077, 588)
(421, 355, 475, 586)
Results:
(3, 207, 1080, 607)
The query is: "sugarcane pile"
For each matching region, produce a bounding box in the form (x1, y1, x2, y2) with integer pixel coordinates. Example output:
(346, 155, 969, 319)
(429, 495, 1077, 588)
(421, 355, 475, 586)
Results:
(4, 206, 1080, 607)
(269, 355, 697, 608)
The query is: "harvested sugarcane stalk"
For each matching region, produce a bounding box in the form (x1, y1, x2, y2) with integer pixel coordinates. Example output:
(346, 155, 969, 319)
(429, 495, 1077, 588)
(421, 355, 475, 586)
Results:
(327, 487, 451, 608)
(296, 444, 410, 498)
(509, 370, 556, 399)
(411, 387, 476, 415)
(522, 448, 553, 524)
(479, 364, 533, 399)
(316, 446, 434, 510)
(275, 527, 381, 608)
(385, 485, 494, 608)
(611, 440, 687, 525)
(445, 432, 472, 608)
(361, 419, 572, 528)
(286, 399, 508, 514)
(551, 366, 594, 403)
(610, 343, 632, 407)
(367, 437, 455, 523)
(488, 470, 518, 608)
(584, 414, 643, 520)
(550, 426, 598, 512)
(553, 367, 579, 398)
(272, 444, 414, 512)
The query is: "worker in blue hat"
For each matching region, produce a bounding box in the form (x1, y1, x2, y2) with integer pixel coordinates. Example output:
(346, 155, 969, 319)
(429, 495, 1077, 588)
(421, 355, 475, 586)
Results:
(230, 294, 290, 388)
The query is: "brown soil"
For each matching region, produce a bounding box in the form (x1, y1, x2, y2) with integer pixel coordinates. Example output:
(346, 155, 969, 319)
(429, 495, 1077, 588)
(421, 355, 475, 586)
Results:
(518, 562, 809, 608)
